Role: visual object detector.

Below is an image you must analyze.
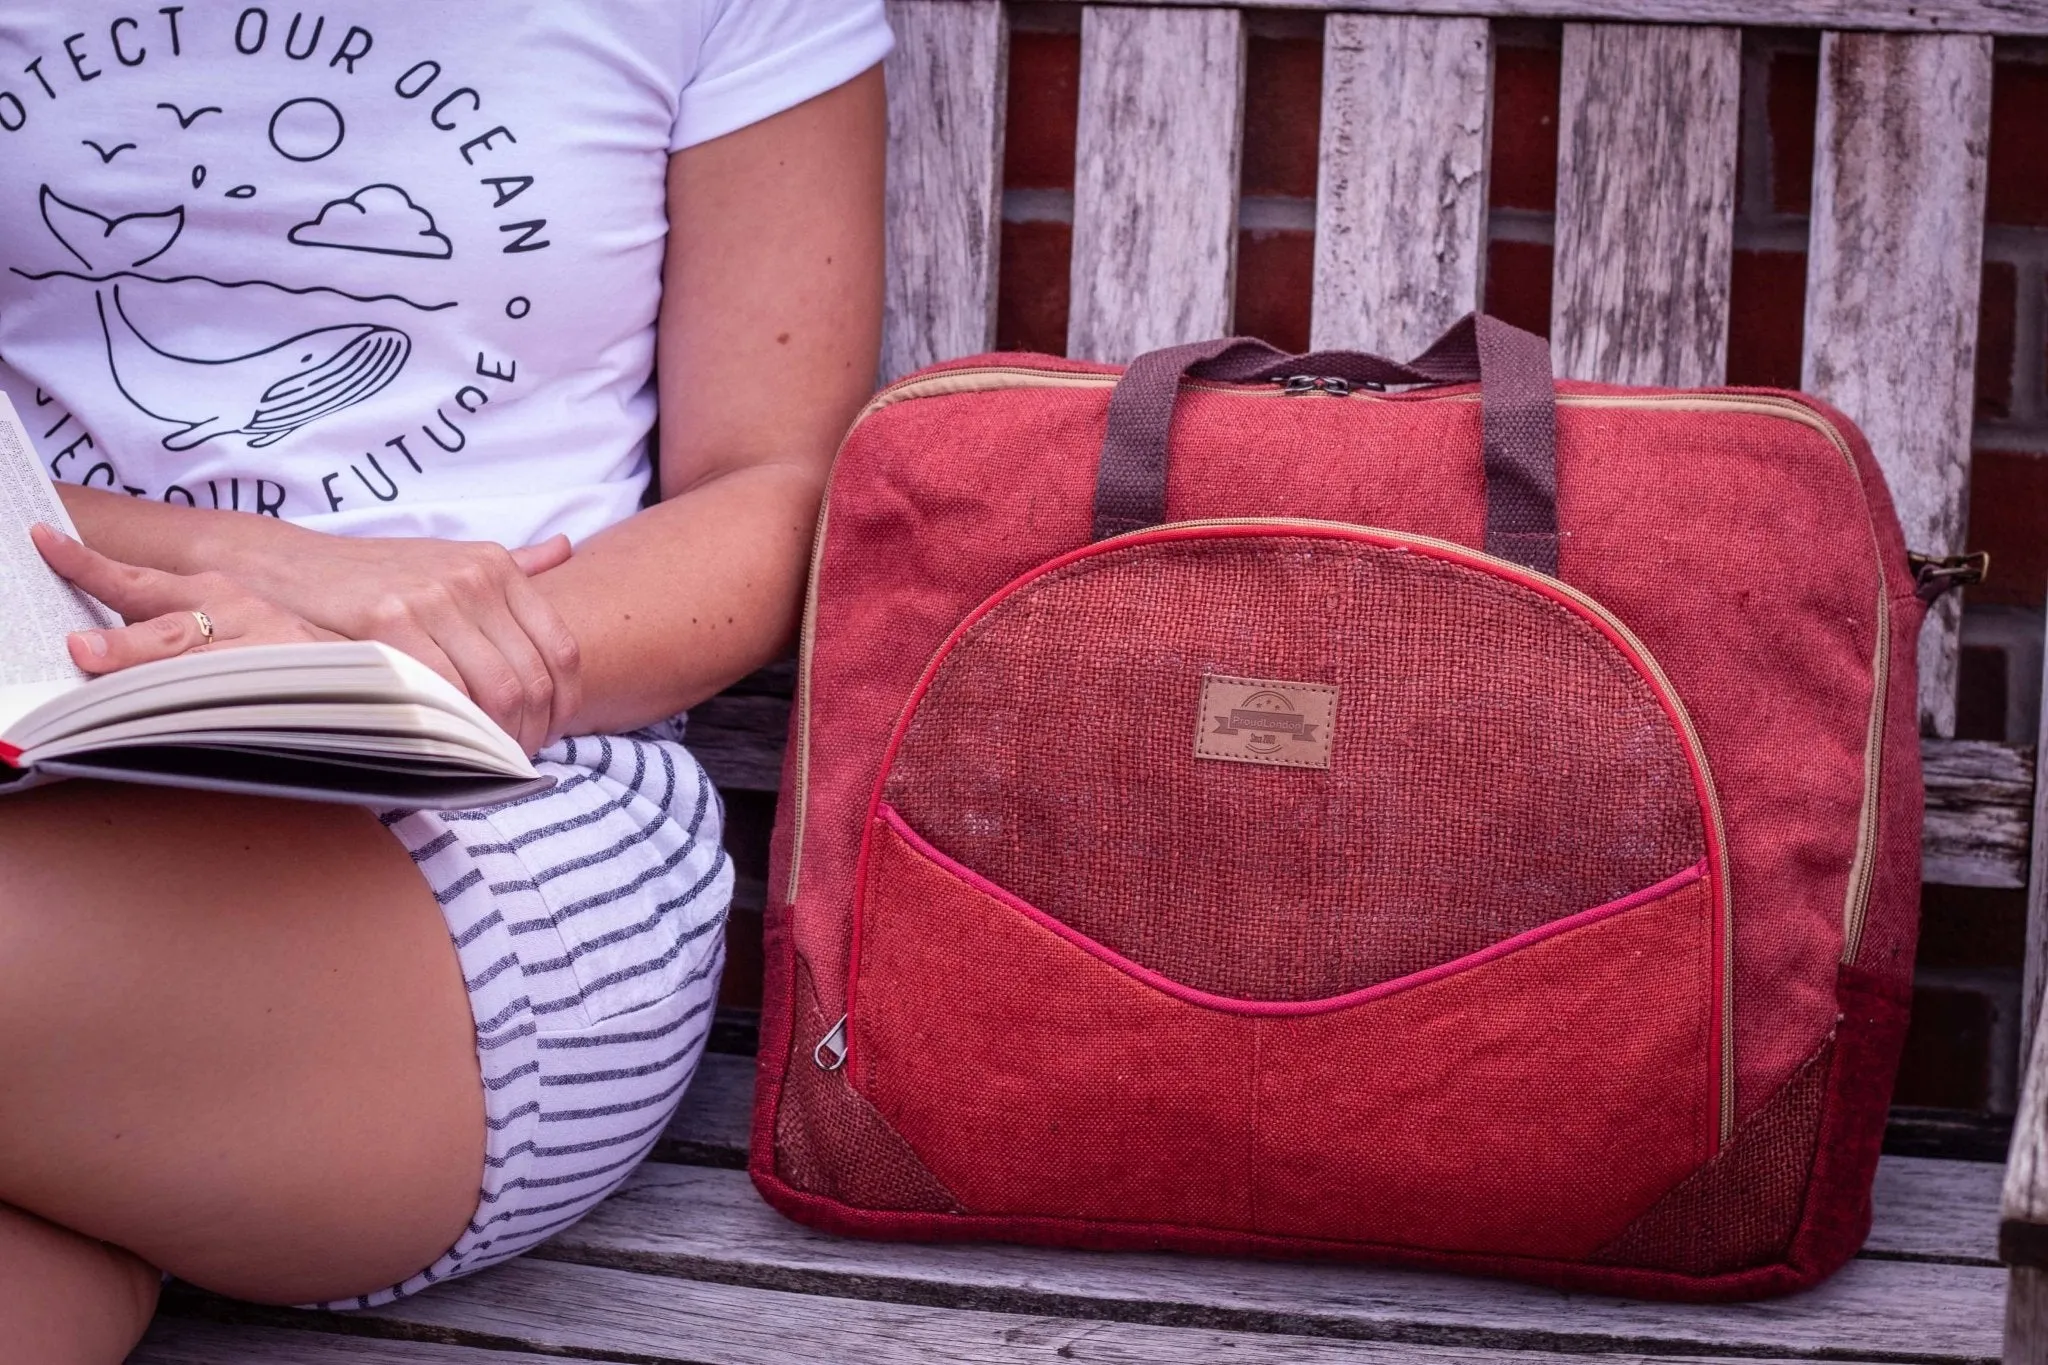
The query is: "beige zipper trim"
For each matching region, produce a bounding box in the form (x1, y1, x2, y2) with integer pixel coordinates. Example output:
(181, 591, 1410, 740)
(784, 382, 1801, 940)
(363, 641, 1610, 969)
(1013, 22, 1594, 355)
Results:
(783, 493, 832, 904)
(787, 369, 1891, 1131)
(785, 366, 1321, 904)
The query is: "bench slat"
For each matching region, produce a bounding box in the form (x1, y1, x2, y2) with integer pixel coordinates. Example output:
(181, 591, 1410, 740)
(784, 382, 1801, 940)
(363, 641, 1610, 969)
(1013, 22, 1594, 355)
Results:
(132, 1319, 566, 1365)
(683, 692, 790, 795)
(880, 0, 1007, 383)
(1068, 6, 1246, 361)
(1802, 32, 1994, 740)
(1924, 738, 2039, 890)
(1311, 14, 1491, 358)
(664, 1053, 1999, 1267)
(1869, 1155, 2002, 1264)
(2004, 949, 2048, 1259)
(534, 1163, 2001, 1361)
(2025, 603, 2048, 1056)
(305, 1257, 1884, 1365)
(906, 0, 2048, 40)
(1551, 23, 1740, 386)
(653, 1050, 754, 1166)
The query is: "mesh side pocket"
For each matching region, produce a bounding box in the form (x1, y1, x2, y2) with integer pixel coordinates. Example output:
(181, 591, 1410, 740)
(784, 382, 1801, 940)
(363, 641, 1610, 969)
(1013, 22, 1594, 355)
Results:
(774, 956, 960, 1214)
(1593, 1034, 1834, 1274)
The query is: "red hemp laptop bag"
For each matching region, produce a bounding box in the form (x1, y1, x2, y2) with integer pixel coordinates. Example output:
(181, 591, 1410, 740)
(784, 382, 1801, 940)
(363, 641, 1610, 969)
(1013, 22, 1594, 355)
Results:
(749, 314, 1937, 1300)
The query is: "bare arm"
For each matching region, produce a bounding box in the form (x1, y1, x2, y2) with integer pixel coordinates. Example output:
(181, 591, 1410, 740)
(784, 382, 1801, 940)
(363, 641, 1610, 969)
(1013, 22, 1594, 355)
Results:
(52, 66, 885, 741)
(530, 66, 886, 731)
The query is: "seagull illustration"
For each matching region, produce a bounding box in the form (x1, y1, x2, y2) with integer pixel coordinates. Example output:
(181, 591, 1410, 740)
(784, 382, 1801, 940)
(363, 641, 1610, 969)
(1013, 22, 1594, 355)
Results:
(155, 101, 222, 129)
(39, 185, 184, 271)
(81, 139, 137, 164)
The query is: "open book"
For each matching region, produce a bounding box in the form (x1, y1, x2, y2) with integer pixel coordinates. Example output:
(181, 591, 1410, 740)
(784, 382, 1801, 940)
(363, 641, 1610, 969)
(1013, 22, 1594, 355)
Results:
(0, 394, 548, 808)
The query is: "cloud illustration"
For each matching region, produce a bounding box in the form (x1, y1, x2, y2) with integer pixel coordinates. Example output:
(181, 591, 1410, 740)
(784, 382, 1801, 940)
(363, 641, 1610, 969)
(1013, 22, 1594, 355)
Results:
(288, 184, 451, 259)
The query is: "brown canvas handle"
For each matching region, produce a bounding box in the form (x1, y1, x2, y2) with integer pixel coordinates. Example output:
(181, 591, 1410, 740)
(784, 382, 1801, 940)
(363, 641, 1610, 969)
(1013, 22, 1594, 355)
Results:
(1092, 313, 1560, 575)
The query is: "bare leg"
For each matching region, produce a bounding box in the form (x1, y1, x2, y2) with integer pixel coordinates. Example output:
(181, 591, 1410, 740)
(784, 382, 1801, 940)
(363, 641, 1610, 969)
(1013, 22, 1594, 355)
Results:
(0, 1202, 159, 1365)
(0, 781, 484, 1311)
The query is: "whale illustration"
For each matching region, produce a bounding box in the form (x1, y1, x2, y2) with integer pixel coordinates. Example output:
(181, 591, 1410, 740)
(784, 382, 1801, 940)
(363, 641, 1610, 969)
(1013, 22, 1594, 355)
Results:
(96, 284, 410, 450)
(36, 186, 413, 451)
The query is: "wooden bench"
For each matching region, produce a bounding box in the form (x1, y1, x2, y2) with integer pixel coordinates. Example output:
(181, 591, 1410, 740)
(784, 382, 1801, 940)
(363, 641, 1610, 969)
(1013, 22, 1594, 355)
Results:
(127, 0, 2048, 1360)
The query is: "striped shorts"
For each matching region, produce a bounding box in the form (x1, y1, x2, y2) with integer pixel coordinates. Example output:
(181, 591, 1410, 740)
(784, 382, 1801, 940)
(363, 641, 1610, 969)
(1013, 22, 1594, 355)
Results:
(323, 723, 731, 1309)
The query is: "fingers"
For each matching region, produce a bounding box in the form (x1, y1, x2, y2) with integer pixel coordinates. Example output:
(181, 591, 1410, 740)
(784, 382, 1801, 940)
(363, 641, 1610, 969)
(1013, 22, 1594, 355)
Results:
(402, 547, 579, 750)
(508, 534, 572, 577)
(67, 610, 210, 674)
(358, 596, 472, 703)
(31, 525, 194, 621)
(413, 606, 548, 753)
(33, 526, 212, 675)
(502, 577, 583, 744)
(40, 524, 587, 749)
(467, 600, 557, 754)
(63, 592, 342, 674)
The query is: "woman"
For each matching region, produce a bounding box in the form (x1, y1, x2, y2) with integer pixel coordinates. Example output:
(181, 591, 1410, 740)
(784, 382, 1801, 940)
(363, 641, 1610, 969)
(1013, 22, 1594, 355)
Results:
(0, 3, 888, 1358)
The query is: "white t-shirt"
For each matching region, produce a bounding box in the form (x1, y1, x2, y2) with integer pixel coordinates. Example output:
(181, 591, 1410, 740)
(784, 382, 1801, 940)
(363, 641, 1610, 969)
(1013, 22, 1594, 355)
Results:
(0, 2, 891, 548)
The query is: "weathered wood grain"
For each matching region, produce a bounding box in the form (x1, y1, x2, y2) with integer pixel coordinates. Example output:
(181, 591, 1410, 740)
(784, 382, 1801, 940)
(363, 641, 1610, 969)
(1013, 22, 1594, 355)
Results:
(654, 1050, 753, 1166)
(139, 1159, 2000, 1364)
(2008, 901, 2048, 1249)
(2026, 598, 2048, 1061)
(1867, 1155, 2002, 1266)
(131, 1319, 564, 1364)
(1550, 24, 1740, 386)
(330, 1258, 1902, 1365)
(686, 693, 789, 793)
(1925, 738, 2039, 890)
(2008, 1265, 2048, 1364)
(1802, 31, 1993, 738)
(911, 0, 2048, 38)
(881, 0, 1007, 382)
(1311, 15, 1491, 358)
(687, 661, 792, 793)
(1068, 6, 1246, 361)
(540, 1164, 2000, 1359)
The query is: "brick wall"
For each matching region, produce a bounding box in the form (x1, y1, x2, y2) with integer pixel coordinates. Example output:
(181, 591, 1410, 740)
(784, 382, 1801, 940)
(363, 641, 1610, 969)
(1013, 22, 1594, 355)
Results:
(994, 11, 2048, 1118)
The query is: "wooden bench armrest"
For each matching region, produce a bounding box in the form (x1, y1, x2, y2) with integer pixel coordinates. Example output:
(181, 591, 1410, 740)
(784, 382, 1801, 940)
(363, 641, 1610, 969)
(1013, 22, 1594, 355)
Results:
(2003, 1004, 2048, 1266)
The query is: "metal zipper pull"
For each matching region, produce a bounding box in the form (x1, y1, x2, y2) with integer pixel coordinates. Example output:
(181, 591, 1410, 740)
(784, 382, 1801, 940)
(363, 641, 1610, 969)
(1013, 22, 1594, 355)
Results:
(1908, 550, 1989, 603)
(1276, 375, 1356, 397)
(813, 1015, 848, 1071)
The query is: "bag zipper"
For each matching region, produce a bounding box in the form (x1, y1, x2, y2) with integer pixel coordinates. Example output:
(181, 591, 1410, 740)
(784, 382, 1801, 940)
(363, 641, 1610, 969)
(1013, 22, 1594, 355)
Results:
(788, 367, 1892, 1143)
(785, 366, 1393, 904)
(813, 1014, 848, 1071)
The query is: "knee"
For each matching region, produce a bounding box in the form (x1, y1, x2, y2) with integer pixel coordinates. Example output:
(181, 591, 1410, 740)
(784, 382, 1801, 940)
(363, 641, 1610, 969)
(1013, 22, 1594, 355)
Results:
(0, 1204, 160, 1365)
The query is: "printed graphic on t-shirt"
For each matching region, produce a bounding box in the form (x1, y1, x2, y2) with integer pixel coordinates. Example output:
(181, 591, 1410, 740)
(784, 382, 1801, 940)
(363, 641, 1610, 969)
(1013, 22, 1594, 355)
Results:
(43, 185, 417, 451)
(1, 9, 552, 520)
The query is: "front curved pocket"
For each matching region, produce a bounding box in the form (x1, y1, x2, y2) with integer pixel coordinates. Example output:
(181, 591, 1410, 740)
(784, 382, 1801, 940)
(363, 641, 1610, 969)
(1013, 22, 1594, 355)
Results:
(842, 523, 1730, 1255)
(872, 526, 1722, 1007)
(852, 810, 1719, 1259)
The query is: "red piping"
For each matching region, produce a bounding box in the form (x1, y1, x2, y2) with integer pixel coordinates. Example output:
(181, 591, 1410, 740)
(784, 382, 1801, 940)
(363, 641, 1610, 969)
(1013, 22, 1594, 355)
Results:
(880, 802, 1706, 1017)
(844, 521, 1728, 1134)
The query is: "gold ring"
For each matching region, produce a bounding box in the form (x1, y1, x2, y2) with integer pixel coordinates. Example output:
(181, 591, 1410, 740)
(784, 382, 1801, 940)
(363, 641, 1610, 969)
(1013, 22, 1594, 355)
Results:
(190, 609, 214, 646)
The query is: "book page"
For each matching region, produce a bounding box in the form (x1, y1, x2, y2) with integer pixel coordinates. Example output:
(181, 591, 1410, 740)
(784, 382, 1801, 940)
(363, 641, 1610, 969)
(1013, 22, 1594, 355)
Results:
(0, 392, 118, 686)
(7, 640, 534, 776)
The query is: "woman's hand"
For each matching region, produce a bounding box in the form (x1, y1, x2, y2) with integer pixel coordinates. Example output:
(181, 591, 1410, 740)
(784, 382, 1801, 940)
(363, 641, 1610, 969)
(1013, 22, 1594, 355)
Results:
(31, 525, 578, 755)
(207, 530, 583, 754)
(32, 523, 342, 667)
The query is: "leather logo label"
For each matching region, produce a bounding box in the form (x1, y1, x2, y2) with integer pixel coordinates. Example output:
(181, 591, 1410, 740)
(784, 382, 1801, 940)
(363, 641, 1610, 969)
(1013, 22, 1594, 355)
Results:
(1195, 674, 1337, 769)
